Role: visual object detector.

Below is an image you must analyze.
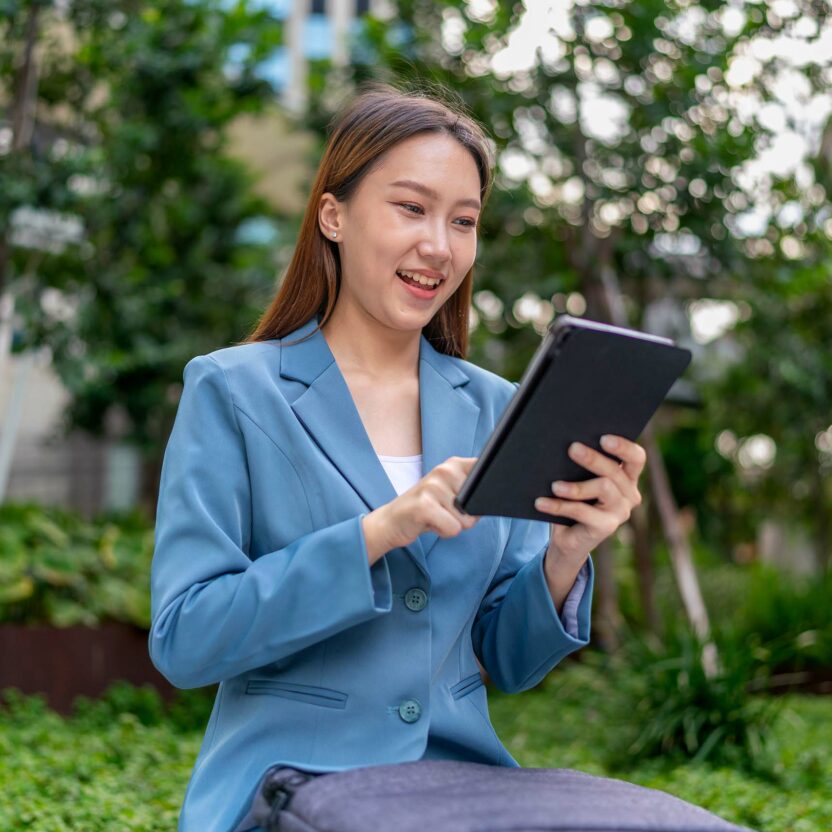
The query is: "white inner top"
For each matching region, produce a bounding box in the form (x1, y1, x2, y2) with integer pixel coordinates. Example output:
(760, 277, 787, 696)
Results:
(377, 453, 423, 496)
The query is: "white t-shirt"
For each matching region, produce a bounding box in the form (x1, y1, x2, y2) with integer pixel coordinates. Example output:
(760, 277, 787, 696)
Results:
(377, 453, 423, 496)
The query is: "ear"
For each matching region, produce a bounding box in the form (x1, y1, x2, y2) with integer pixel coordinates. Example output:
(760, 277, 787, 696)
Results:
(318, 193, 343, 241)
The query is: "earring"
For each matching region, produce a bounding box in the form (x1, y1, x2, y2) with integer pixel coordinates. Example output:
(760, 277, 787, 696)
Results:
(331, 231, 337, 238)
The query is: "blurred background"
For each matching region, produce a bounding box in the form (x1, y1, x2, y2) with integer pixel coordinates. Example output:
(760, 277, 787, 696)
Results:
(0, 1, 830, 830)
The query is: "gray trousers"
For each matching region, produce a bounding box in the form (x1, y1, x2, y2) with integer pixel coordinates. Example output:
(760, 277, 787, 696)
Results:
(242, 760, 755, 832)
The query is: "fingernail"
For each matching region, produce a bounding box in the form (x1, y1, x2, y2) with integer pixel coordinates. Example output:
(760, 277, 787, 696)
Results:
(601, 435, 618, 450)
(552, 481, 569, 494)
(569, 442, 584, 457)
(534, 498, 546, 510)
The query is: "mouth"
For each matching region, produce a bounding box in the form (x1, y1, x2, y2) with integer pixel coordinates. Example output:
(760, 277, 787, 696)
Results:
(395, 269, 444, 296)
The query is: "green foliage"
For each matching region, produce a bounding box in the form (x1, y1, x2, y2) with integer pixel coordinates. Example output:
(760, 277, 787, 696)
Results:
(730, 567, 832, 676)
(332, 0, 813, 335)
(700, 254, 832, 569)
(0, 669, 829, 831)
(0, 686, 202, 831)
(0, 502, 153, 627)
(71, 680, 216, 733)
(608, 629, 781, 771)
(649, 560, 832, 676)
(4, 0, 285, 454)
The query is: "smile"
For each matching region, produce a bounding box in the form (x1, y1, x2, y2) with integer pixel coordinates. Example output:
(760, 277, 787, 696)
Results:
(396, 269, 444, 289)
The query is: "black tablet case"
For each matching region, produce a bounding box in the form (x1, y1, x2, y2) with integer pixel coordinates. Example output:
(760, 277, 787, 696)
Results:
(455, 318, 692, 524)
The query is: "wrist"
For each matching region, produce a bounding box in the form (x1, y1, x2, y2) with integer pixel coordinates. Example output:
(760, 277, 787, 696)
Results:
(545, 538, 589, 572)
(361, 508, 394, 565)
(543, 545, 588, 613)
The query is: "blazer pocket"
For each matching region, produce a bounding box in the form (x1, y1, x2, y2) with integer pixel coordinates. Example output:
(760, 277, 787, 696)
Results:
(245, 680, 349, 710)
(450, 672, 484, 701)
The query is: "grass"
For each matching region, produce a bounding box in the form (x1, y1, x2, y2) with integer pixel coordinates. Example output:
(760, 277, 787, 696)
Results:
(0, 665, 829, 831)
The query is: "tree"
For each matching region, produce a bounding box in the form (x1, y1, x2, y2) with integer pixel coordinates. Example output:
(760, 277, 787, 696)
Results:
(1, 0, 284, 511)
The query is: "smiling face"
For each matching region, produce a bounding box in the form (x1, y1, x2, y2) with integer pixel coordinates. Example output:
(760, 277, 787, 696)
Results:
(318, 132, 482, 335)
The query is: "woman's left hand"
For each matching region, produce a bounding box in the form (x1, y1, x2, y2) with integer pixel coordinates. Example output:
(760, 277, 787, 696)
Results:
(534, 434, 646, 563)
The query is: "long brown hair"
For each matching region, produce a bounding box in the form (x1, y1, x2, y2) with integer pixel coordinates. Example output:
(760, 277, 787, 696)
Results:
(243, 80, 494, 358)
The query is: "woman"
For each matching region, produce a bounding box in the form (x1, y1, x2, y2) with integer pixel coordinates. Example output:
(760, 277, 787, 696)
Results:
(149, 82, 645, 832)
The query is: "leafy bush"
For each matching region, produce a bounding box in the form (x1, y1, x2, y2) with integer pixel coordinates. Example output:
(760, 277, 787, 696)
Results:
(1, 675, 830, 832)
(69, 680, 217, 732)
(72, 681, 217, 734)
(651, 560, 832, 677)
(608, 628, 781, 772)
(0, 687, 200, 831)
(0, 503, 154, 628)
(730, 566, 832, 676)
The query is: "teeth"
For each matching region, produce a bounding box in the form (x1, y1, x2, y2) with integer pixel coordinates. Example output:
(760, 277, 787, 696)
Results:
(397, 270, 441, 287)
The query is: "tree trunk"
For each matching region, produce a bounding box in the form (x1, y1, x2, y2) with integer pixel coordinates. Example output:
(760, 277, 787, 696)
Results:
(644, 428, 717, 673)
(139, 449, 165, 522)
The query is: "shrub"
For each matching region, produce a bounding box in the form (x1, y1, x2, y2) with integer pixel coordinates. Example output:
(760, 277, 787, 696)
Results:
(730, 566, 832, 676)
(0, 503, 154, 628)
(651, 560, 832, 678)
(70, 681, 217, 733)
(608, 627, 781, 772)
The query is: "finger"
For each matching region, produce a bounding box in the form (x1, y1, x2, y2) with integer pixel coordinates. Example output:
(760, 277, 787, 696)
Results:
(600, 435, 647, 481)
(551, 477, 632, 508)
(437, 490, 480, 528)
(435, 456, 477, 491)
(568, 442, 639, 499)
(429, 503, 472, 538)
(534, 495, 618, 536)
(420, 481, 479, 532)
(440, 490, 480, 529)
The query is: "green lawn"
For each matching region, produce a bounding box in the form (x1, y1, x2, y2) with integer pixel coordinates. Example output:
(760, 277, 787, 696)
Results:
(0, 666, 829, 831)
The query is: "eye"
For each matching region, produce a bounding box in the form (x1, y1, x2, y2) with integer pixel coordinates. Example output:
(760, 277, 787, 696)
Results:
(396, 202, 477, 230)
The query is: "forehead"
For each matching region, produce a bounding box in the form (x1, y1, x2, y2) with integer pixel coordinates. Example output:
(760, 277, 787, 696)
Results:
(367, 133, 481, 197)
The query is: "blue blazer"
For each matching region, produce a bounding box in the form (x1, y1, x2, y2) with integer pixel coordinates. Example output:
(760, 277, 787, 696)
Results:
(149, 316, 594, 832)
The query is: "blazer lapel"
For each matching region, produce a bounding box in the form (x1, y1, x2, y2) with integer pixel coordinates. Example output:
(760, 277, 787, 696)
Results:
(281, 317, 481, 573)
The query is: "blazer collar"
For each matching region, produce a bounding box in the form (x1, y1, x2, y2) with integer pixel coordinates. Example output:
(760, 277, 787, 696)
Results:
(280, 316, 480, 576)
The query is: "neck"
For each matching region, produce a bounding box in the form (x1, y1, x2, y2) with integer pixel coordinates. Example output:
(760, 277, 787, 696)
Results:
(321, 300, 421, 382)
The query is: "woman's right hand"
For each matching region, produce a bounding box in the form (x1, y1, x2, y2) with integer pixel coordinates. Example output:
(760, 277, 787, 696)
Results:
(362, 456, 481, 564)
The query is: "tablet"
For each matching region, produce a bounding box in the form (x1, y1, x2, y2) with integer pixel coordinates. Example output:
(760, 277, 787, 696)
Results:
(454, 316, 692, 524)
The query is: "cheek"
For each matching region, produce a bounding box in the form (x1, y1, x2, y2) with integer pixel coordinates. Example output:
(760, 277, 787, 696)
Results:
(453, 233, 477, 273)
(374, 219, 416, 261)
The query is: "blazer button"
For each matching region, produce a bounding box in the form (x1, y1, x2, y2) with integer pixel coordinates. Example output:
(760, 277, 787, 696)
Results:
(398, 699, 422, 723)
(403, 588, 428, 612)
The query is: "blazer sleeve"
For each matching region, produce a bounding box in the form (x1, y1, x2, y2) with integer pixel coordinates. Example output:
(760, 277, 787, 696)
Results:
(149, 355, 393, 689)
(470, 382, 594, 693)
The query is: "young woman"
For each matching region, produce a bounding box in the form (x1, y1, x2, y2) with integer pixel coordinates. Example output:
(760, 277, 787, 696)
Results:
(149, 82, 645, 832)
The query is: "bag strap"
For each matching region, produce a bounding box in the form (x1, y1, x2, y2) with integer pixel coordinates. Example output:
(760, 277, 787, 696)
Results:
(263, 767, 317, 831)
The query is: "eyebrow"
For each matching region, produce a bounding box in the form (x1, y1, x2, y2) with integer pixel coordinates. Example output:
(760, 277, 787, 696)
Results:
(388, 179, 481, 211)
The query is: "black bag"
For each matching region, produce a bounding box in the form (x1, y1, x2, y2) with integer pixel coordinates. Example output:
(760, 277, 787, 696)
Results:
(255, 760, 755, 832)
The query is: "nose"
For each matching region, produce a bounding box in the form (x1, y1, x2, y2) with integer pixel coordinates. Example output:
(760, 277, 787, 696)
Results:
(416, 220, 452, 264)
